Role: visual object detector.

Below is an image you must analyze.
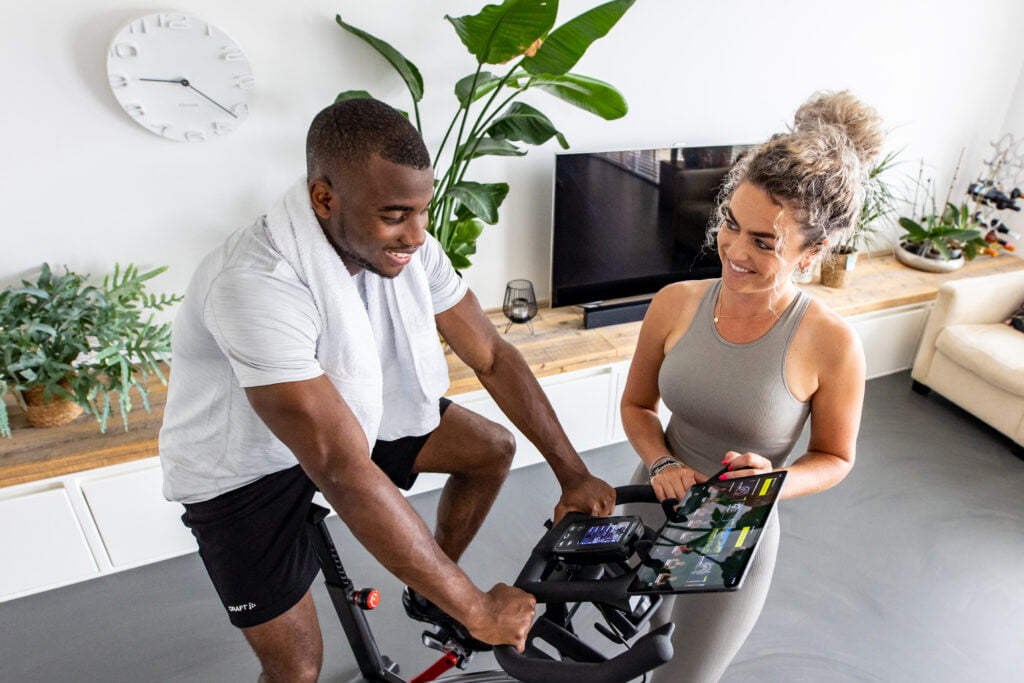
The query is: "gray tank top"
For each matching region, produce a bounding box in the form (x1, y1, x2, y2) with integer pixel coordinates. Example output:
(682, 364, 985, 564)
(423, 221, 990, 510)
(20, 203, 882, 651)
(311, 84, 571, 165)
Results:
(658, 279, 812, 476)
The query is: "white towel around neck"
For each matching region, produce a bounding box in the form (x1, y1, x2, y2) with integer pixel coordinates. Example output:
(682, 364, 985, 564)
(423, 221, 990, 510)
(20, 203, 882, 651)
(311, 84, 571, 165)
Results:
(262, 178, 450, 446)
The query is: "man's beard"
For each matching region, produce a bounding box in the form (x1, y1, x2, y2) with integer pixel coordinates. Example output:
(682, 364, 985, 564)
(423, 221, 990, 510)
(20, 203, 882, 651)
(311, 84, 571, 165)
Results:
(331, 223, 396, 279)
(337, 244, 394, 278)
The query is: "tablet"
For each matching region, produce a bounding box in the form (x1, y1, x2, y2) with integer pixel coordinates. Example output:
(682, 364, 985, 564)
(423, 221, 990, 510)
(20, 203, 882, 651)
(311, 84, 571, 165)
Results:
(627, 470, 787, 595)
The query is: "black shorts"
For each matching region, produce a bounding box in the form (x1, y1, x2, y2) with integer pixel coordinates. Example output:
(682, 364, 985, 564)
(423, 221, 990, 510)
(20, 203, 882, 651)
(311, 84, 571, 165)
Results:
(181, 397, 453, 628)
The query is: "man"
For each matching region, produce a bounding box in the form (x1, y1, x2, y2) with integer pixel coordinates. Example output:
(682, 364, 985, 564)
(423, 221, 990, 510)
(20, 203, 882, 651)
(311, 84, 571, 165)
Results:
(159, 98, 615, 682)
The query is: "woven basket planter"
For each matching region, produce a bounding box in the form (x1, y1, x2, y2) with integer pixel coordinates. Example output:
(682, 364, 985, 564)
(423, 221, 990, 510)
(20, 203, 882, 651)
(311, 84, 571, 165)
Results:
(21, 382, 84, 428)
(820, 250, 859, 289)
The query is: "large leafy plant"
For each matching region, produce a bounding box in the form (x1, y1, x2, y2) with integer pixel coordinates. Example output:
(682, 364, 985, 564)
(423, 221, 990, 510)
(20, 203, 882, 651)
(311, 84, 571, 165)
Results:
(335, 0, 635, 269)
(838, 149, 904, 254)
(0, 263, 181, 437)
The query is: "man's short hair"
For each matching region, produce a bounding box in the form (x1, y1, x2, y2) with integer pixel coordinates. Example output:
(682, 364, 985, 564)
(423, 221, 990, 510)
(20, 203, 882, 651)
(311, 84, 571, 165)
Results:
(306, 98, 431, 181)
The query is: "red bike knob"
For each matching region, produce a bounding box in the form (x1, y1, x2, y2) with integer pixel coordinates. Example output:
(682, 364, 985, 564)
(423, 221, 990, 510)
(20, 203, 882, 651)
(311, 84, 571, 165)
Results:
(353, 588, 380, 610)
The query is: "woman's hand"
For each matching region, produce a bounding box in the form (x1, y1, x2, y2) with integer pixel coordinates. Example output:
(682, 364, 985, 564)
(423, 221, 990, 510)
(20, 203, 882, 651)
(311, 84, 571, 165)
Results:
(718, 450, 773, 480)
(651, 463, 706, 501)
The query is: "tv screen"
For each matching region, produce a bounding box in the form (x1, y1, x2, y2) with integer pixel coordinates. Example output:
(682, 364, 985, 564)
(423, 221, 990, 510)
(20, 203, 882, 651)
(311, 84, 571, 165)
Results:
(551, 145, 752, 308)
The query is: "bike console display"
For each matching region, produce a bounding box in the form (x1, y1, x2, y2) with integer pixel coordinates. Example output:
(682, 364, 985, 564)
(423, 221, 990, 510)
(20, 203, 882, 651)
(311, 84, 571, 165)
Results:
(553, 515, 644, 563)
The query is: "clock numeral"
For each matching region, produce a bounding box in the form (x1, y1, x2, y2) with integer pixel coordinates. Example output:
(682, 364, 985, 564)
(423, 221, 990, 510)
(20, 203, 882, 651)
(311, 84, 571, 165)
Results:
(231, 103, 249, 117)
(108, 73, 129, 89)
(124, 103, 146, 118)
(159, 13, 190, 30)
(184, 130, 206, 142)
(234, 75, 256, 90)
(128, 18, 148, 34)
(220, 46, 246, 61)
(205, 23, 213, 37)
(149, 124, 172, 137)
(110, 42, 139, 59)
(213, 121, 233, 136)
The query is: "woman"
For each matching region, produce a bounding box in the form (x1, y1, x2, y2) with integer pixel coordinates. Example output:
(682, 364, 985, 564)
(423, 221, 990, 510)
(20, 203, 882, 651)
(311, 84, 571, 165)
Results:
(621, 90, 881, 682)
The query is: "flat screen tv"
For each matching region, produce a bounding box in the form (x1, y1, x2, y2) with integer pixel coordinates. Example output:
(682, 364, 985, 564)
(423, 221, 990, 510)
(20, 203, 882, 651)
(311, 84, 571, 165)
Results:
(550, 145, 752, 309)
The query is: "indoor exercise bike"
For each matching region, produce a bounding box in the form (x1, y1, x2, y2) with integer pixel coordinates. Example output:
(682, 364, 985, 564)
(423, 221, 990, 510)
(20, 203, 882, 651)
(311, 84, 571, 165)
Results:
(304, 485, 677, 683)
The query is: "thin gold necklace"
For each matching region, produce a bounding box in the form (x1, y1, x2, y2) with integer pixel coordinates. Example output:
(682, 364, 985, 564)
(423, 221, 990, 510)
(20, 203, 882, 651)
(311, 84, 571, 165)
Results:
(713, 296, 783, 325)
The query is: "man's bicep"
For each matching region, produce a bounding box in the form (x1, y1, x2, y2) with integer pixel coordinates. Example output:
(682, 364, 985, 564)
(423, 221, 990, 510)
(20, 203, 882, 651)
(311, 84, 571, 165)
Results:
(244, 376, 371, 479)
(435, 289, 505, 373)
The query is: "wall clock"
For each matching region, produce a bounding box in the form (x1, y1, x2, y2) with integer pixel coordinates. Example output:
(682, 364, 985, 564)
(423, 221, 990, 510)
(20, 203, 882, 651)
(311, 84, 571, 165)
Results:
(106, 12, 255, 142)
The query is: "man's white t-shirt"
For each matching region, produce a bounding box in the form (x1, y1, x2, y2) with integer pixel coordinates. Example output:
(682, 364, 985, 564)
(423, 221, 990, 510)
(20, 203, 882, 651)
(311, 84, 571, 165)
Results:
(159, 222, 466, 504)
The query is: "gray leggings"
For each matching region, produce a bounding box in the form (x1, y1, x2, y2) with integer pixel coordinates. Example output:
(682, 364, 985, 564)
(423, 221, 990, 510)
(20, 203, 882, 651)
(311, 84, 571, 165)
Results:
(625, 464, 780, 683)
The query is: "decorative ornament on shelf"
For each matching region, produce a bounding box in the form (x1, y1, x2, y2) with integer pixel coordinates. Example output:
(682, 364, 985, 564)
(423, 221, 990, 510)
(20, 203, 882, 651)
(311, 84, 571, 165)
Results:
(502, 279, 538, 334)
(0, 263, 182, 438)
(967, 133, 1023, 254)
(332, 0, 635, 271)
(106, 11, 255, 142)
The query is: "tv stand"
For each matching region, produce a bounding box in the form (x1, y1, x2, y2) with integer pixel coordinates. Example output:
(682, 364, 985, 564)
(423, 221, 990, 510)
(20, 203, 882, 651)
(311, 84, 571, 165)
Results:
(581, 298, 652, 329)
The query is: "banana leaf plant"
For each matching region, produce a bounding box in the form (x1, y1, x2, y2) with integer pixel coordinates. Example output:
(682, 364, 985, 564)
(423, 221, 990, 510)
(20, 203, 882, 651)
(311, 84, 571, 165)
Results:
(335, 0, 635, 269)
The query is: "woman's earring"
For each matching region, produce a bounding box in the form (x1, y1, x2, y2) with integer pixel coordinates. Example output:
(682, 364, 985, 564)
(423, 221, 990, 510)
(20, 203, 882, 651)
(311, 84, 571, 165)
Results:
(793, 254, 816, 284)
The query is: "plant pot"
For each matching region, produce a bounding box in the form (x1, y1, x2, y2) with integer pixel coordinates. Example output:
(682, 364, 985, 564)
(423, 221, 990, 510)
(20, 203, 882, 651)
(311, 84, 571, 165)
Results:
(21, 383, 84, 428)
(894, 242, 964, 273)
(820, 250, 858, 288)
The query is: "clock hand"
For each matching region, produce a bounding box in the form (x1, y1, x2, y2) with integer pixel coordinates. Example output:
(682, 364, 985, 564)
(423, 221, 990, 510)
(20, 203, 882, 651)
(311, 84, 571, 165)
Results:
(184, 82, 238, 119)
(138, 78, 238, 119)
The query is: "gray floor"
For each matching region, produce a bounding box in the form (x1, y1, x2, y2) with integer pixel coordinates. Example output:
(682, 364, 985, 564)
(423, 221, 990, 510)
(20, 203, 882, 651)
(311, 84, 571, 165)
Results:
(2, 371, 1023, 682)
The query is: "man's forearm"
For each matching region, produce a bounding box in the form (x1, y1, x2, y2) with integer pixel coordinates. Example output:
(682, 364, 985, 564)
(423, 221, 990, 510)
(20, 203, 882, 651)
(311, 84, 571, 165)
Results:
(474, 342, 589, 485)
(313, 460, 488, 622)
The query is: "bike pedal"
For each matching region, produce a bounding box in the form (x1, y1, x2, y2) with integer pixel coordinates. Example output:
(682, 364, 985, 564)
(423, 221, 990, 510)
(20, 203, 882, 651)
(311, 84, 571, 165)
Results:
(420, 628, 448, 653)
(419, 627, 476, 664)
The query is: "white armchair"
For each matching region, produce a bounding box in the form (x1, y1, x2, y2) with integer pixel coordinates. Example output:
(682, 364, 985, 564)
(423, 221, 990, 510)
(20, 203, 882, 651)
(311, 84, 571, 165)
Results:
(911, 268, 1024, 458)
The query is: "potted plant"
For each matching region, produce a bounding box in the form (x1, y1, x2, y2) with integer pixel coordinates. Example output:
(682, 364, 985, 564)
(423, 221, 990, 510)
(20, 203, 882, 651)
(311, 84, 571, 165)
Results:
(0, 263, 181, 438)
(895, 202, 993, 272)
(819, 149, 903, 288)
(334, 0, 635, 270)
(894, 158, 1002, 273)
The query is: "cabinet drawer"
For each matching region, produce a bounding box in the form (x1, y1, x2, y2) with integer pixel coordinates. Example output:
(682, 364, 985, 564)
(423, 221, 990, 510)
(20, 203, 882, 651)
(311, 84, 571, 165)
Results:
(0, 486, 97, 598)
(80, 464, 197, 567)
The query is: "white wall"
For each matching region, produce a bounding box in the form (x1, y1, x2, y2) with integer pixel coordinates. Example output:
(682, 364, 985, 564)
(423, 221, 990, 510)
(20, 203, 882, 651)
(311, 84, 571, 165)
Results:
(3, 0, 1024, 310)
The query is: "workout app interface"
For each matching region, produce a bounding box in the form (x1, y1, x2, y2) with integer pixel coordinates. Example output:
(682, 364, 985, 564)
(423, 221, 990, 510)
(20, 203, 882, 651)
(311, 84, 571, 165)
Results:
(580, 520, 633, 545)
(631, 473, 785, 594)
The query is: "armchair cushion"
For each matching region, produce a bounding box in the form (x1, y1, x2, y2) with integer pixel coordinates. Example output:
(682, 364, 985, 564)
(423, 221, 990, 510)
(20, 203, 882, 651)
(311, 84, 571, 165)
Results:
(936, 324, 1024, 394)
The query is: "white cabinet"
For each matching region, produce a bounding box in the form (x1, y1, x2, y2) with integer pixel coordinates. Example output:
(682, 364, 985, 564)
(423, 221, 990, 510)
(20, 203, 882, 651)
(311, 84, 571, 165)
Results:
(0, 485, 98, 598)
(0, 459, 198, 603)
(80, 464, 197, 568)
(408, 366, 619, 497)
(847, 302, 930, 379)
(451, 366, 615, 469)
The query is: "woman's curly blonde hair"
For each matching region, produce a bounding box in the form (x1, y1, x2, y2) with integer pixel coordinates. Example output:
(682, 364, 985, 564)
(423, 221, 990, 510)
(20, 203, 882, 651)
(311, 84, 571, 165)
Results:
(711, 90, 885, 253)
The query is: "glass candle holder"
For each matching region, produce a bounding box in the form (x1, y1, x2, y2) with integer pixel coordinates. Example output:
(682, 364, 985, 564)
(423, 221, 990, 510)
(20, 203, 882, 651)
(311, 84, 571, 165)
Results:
(502, 279, 538, 334)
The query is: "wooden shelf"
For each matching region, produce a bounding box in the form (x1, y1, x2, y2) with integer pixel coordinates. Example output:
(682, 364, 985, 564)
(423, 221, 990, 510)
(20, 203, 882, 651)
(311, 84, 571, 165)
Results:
(3, 252, 1022, 489)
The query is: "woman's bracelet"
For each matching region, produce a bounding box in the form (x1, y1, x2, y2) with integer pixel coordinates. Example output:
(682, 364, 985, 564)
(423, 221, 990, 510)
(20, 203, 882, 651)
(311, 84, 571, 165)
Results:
(648, 455, 683, 479)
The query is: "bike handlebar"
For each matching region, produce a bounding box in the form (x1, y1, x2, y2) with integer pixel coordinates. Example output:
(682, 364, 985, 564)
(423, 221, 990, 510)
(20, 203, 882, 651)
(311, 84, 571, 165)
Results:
(491, 485, 673, 683)
(494, 623, 674, 683)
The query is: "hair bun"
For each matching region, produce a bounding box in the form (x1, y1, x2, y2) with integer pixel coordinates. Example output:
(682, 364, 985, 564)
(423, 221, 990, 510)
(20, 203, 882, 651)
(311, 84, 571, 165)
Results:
(792, 90, 884, 166)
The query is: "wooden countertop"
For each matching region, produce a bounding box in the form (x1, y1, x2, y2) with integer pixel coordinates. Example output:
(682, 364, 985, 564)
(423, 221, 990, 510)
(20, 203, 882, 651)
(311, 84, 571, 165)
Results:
(3, 252, 1023, 488)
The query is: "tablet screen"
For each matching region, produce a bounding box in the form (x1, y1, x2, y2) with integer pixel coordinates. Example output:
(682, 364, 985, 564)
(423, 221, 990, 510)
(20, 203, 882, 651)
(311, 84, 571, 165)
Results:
(628, 471, 787, 595)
